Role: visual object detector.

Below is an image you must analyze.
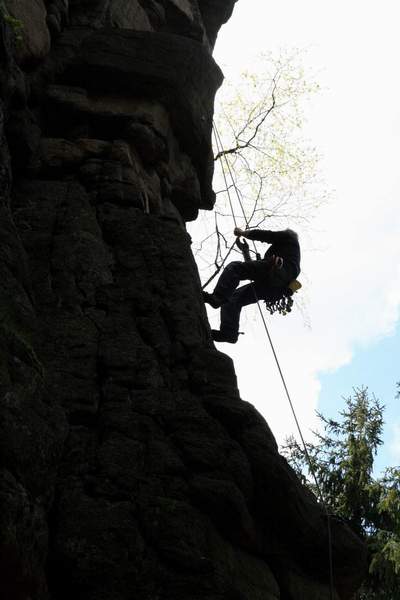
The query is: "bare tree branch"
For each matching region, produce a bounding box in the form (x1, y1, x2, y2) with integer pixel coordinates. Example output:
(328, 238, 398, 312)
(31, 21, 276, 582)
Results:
(214, 78, 277, 161)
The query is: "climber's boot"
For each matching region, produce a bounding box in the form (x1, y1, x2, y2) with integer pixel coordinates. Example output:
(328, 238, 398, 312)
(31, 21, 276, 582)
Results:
(211, 329, 238, 344)
(203, 291, 225, 309)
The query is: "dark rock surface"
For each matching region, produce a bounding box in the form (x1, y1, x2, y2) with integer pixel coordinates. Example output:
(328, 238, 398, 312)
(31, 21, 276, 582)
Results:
(0, 2, 366, 599)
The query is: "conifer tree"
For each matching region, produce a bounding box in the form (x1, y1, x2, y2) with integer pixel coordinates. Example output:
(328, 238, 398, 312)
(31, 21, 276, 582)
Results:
(283, 387, 400, 599)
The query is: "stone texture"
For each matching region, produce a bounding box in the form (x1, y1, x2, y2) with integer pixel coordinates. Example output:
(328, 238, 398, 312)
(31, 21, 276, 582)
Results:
(60, 29, 222, 210)
(0, 2, 367, 600)
(69, 0, 152, 31)
(109, 0, 153, 30)
(199, 0, 238, 47)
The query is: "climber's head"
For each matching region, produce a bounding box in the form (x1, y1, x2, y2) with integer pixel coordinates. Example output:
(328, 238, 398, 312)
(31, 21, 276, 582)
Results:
(285, 228, 298, 240)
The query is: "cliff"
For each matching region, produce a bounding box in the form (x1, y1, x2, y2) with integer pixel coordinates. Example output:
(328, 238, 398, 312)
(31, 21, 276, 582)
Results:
(0, 2, 366, 599)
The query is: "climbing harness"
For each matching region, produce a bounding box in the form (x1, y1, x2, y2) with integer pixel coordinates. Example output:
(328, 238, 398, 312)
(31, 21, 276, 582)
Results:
(211, 121, 335, 600)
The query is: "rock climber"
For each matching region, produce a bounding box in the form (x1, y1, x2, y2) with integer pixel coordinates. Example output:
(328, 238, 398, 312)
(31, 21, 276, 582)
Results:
(203, 226, 301, 343)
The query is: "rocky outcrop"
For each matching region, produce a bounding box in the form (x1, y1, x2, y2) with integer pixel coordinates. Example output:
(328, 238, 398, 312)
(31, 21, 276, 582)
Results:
(0, 2, 366, 599)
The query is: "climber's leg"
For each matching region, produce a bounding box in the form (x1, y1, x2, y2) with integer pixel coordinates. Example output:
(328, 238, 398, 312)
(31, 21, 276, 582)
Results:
(204, 261, 247, 308)
(220, 283, 255, 335)
(211, 277, 281, 343)
(204, 260, 270, 309)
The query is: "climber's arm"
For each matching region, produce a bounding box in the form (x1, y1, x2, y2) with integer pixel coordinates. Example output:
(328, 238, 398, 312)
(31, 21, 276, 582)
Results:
(235, 237, 251, 262)
(234, 227, 286, 244)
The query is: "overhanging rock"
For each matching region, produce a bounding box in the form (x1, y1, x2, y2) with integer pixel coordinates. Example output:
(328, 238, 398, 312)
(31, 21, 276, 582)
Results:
(60, 29, 223, 211)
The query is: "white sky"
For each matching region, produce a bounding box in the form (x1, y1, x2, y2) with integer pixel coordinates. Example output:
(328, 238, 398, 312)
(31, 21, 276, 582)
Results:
(192, 0, 400, 450)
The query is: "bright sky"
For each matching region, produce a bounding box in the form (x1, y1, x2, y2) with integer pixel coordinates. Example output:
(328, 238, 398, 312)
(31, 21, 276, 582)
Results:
(193, 0, 400, 473)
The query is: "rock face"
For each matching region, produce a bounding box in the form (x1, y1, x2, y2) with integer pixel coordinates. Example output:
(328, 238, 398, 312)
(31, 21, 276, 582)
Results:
(0, 2, 366, 599)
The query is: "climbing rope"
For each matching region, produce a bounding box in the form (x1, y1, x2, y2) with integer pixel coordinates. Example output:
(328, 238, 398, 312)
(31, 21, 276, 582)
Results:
(202, 126, 256, 290)
(212, 127, 239, 228)
(254, 294, 335, 599)
(213, 124, 250, 229)
(212, 122, 335, 600)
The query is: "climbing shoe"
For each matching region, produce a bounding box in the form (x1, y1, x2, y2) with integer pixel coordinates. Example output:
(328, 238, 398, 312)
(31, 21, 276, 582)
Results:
(203, 291, 225, 309)
(211, 329, 238, 344)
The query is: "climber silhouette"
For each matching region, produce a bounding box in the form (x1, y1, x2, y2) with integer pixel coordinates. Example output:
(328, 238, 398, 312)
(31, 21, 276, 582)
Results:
(203, 227, 301, 343)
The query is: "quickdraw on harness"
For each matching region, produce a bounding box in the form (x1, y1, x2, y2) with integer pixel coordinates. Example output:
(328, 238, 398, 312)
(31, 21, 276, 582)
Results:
(235, 237, 302, 316)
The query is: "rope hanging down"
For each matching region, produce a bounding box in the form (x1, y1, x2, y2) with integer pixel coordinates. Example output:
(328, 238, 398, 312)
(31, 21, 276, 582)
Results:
(254, 298, 334, 599)
(202, 128, 249, 290)
(202, 124, 259, 289)
(211, 122, 335, 600)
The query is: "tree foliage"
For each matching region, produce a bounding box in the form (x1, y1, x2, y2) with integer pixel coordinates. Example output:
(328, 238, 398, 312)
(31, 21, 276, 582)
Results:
(282, 387, 400, 599)
(191, 49, 327, 288)
(213, 49, 324, 225)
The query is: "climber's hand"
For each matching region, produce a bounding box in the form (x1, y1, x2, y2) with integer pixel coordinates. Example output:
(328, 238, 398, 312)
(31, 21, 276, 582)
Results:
(235, 238, 249, 251)
(234, 227, 245, 237)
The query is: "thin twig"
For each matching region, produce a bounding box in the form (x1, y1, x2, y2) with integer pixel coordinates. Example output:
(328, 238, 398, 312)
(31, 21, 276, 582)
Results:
(214, 78, 278, 161)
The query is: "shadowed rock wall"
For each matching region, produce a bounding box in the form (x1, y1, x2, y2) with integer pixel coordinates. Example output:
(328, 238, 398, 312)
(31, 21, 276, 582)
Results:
(0, 2, 366, 599)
